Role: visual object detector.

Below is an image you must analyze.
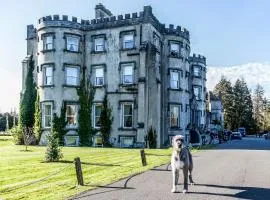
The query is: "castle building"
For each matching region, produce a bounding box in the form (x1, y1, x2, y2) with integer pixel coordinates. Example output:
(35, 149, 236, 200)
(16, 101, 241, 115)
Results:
(22, 4, 207, 147)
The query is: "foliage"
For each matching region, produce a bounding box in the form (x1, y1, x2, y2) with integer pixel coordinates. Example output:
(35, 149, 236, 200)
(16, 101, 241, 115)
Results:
(213, 76, 234, 130)
(76, 69, 95, 146)
(252, 84, 265, 132)
(20, 55, 37, 128)
(10, 125, 24, 145)
(99, 94, 114, 146)
(44, 127, 63, 162)
(145, 126, 157, 148)
(0, 113, 16, 131)
(52, 104, 67, 146)
(22, 127, 36, 151)
(232, 78, 254, 131)
(33, 93, 42, 143)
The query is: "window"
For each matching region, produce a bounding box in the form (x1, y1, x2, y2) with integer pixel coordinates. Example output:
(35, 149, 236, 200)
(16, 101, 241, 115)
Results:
(95, 68, 104, 86)
(65, 67, 79, 86)
(170, 71, 180, 89)
(123, 34, 134, 49)
(170, 105, 180, 127)
(120, 136, 134, 148)
(42, 102, 52, 128)
(122, 104, 133, 128)
(94, 104, 102, 128)
(170, 42, 180, 56)
(123, 65, 133, 84)
(66, 36, 79, 52)
(194, 86, 202, 100)
(66, 104, 78, 128)
(44, 66, 53, 85)
(194, 66, 201, 76)
(94, 37, 105, 52)
(43, 35, 53, 50)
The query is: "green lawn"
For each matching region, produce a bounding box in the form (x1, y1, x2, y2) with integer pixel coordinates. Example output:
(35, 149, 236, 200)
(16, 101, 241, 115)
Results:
(0, 136, 172, 200)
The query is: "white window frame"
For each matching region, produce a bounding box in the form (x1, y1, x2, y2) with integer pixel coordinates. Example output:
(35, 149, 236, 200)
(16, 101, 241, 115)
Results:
(170, 71, 180, 89)
(123, 34, 135, 49)
(66, 35, 79, 52)
(94, 37, 105, 52)
(120, 136, 135, 148)
(170, 42, 180, 55)
(194, 66, 201, 77)
(43, 35, 54, 50)
(93, 104, 103, 128)
(122, 64, 133, 84)
(42, 102, 53, 128)
(122, 103, 133, 128)
(65, 66, 79, 86)
(66, 104, 78, 128)
(43, 65, 53, 86)
(95, 67, 104, 86)
(194, 86, 202, 100)
(170, 105, 180, 127)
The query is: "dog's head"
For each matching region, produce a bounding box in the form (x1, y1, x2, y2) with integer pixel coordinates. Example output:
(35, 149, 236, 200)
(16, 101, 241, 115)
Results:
(172, 135, 185, 151)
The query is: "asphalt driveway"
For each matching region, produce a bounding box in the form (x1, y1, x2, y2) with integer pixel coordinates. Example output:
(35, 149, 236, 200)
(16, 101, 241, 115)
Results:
(72, 137, 270, 200)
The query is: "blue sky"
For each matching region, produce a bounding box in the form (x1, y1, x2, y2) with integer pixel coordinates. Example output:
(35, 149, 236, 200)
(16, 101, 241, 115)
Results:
(0, 0, 270, 112)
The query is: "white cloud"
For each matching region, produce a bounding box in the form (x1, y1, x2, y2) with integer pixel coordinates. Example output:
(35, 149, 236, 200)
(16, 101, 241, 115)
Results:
(206, 62, 270, 98)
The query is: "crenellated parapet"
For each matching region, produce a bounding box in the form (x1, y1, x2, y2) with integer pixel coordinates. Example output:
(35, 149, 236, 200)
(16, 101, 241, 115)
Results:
(189, 53, 206, 65)
(36, 5, 190, 41)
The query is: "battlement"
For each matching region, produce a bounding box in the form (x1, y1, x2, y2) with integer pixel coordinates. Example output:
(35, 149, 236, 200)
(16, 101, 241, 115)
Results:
(189, 53, 206, 65)
(36, 5, 190, 41)
(163, 24, 190, 41)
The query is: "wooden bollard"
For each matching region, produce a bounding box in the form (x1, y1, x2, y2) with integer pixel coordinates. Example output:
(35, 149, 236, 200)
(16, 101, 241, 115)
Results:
(74, 157, 84, 186)
(140, 149, 147, 166)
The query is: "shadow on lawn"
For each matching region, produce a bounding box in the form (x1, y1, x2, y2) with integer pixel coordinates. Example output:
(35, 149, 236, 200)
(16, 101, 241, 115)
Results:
(190, 183, 270, 200)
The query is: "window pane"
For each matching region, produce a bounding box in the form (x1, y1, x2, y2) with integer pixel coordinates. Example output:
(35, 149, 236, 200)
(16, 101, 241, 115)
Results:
(44, 36, 53, 50)
(67, 36, 79, 51)
(46, 67, 53, 76)
(124, 116, 132, 127)
(95, 105, 102, 127)
(66, 67, 79, 85)
(124, 66, 133, 75)
(96, 68, 103, 77)
(44, 104, 51, 115)
(194, 87, 200, 100)
(194, 67, 200, 76)
(95, 38, 104, 51)
(43, 104, 52, 128)
(44, 67, 53, 85)
(171, 72, 179, 89)
(170, 43, 179, 52)
(66, 105, 77, 127)
(123, 34, 134, 49)
(170, 106, 179, 127)
(124, 105, 132, 115)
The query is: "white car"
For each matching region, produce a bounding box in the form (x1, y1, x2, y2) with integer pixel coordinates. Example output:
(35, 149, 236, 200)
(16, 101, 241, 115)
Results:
(231, 132, 242, 140)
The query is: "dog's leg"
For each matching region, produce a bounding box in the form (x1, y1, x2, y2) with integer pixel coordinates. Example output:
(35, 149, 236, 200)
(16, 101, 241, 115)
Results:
(189, 166, 195, 185)
(176, 170, 179, 185)
(183, 167, 188, 194)
(171, 168, 177, 193)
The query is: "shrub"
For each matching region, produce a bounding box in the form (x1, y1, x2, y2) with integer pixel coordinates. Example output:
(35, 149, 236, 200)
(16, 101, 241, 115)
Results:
(44, 130, 63, 162)
(10, 125, 24, 145)
(145, 126, 157, 148)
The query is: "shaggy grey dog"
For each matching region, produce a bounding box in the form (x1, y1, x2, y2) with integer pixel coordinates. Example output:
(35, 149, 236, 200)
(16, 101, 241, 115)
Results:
(171, 135, 194, 193)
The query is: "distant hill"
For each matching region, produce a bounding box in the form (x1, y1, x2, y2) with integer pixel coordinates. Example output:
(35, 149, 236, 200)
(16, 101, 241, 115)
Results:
(206, 62, 270, 98)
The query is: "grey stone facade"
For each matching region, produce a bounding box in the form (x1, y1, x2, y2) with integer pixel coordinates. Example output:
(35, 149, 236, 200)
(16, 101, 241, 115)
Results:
(22, 4, 207, 147)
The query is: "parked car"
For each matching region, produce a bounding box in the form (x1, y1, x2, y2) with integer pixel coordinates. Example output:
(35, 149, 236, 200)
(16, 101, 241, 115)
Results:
(231, 132, 242, 140)
(263, 133, 270, 140)
(238, 127, 246, 137)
